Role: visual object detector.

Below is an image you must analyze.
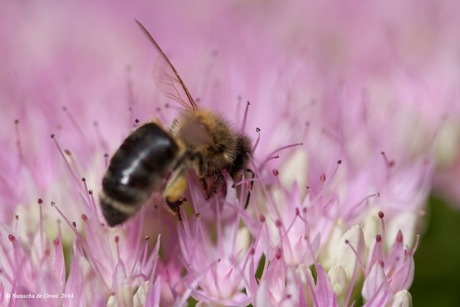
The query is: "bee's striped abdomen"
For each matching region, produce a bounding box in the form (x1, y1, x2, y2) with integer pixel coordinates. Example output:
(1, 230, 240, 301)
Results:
(100, 123, 180, 226)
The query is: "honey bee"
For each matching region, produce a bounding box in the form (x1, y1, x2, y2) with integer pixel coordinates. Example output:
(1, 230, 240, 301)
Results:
(99, 20, 252, 226)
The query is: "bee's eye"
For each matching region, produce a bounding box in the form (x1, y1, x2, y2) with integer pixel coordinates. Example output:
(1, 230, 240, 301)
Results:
(216, 144, 225, 153)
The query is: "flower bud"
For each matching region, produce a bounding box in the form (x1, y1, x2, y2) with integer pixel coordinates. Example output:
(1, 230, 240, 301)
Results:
(328, 264, 347, 298)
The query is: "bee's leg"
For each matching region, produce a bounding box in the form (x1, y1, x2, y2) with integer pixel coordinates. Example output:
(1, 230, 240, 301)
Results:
(199, 177, 219, 199)
(163, 164, 188, 218)
(199, 177, 212, 199)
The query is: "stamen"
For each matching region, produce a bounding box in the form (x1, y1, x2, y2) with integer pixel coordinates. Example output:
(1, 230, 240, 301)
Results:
(241, 100, 250, 133)
(14, 119, 24, 164)
(62, 106, 94, 153)
(176, 258, 222, 306)
(126, 65, 137, 126)
(52, 201, 80, 238)
(51, 134, 82, 188)
(252, 127, 261, 153)
(37, 198, 44, 256)
(81, 177, 93, 211)
(379, 211, 386, 256)
(93, 121, 109, 154)
(344, 192, 380, 221)
(248, 159, 284, 227)
(381, 151, 395, 168)
(343, 252, 359, 307)
(345, 240, 366, 275)
(14, 215, 19, 233)
(260, 143, 303, 170)
(321, 128, 341, 144)
(88, 190, 99, 222)
(330, 160, 342, 179)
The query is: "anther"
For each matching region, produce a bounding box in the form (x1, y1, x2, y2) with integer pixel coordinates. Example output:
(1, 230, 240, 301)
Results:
(54, 238, 60, 246)
(72, 222, 77, 228)
(196, 213, 201, 219)
(38, 198, 43, 205)
(272, 169, 279, 176)
(320, 174, 326, 183)
(259, 215, 266, 223)
(64, 149, 71, 156)
(378, 211, 384, 219)
(8, 234, 15, 242)
(81, 214, 88, 221)
(275, 248, 282, 260)
(275, 220, 282, 228)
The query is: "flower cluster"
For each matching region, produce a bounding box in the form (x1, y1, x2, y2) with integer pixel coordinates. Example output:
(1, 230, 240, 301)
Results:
(1, 0, 459, 306)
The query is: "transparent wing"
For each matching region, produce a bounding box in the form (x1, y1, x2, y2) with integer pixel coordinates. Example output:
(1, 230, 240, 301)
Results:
(135, 20, 198, 111)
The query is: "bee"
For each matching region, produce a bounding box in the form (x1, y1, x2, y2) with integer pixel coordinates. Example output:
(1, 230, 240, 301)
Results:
(99, 20, 252, 227)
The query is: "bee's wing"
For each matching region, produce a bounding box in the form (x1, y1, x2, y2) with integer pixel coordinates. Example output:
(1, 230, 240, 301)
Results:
(135, 20, 198, 112)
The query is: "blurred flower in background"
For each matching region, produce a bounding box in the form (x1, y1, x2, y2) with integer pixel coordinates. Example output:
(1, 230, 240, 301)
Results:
(1, 0, 459, 306)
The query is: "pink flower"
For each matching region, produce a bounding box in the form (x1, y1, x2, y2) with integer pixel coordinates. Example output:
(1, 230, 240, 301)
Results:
(1, 0, 459, 306)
